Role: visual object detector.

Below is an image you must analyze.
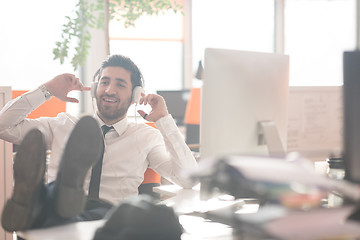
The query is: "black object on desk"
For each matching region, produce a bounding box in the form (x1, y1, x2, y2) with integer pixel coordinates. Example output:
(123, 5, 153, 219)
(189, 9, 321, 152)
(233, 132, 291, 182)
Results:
(343, 51, 360, 184)
(93, 195, 182, 240)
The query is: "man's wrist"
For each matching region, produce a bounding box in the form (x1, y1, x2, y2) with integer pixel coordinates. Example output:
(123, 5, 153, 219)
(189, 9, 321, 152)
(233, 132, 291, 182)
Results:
(39, 84, 52, 100)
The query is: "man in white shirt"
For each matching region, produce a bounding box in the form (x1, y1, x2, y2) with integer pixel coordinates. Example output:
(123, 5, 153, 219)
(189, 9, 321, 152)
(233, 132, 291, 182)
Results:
(0, 54, 198, 231)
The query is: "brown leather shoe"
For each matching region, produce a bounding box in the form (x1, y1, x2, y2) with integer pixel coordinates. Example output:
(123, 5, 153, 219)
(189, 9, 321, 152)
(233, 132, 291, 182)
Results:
(54, 116, 104, 218)
(1, 129, 47, 232)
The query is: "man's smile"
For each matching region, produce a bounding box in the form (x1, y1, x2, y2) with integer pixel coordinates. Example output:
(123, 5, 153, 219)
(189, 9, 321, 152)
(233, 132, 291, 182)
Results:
(102, 96, 119, 104)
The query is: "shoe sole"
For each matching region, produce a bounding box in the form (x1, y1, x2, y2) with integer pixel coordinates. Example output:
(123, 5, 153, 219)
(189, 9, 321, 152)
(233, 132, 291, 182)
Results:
(1, 129, 46, 232)
(54, 116, 103, 218)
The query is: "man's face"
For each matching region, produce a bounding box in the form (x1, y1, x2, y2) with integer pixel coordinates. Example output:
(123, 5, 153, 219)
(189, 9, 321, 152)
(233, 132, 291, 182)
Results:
(95, 66, 133, 125)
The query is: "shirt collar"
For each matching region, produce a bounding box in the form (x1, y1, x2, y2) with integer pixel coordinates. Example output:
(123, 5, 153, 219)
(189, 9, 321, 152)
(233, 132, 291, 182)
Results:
(93, 113, 129, 136)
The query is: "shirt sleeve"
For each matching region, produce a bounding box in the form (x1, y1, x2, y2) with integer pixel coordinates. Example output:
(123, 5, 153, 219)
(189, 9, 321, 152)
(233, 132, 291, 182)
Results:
(0, 87, 53, 145)
(149, 114, 199, 188)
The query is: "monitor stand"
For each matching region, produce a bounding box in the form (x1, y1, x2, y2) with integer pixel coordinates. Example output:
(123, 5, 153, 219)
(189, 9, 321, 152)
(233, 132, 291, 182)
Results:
(257, 121, 285, 158)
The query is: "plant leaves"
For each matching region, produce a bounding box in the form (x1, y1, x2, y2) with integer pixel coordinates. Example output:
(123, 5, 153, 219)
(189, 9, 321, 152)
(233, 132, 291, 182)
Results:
(53, 0, 184, 71)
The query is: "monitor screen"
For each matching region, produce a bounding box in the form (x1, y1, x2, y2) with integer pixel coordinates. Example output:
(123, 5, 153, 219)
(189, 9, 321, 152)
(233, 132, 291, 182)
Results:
(157, 90, 190, 126)
(200, 48, 290, 159)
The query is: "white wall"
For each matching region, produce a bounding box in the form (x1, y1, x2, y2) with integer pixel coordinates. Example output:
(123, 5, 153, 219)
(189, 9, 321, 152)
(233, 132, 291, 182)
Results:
(0, 0, 77, 88)
(0, 0, 80, 114)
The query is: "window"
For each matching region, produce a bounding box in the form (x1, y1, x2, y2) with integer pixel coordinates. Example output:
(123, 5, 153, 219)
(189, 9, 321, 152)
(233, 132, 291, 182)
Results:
(109, 8, 184, 94)
(284, 0, 356, 86)
(192, 0, 275, 74)
(0, 0, 74, 90)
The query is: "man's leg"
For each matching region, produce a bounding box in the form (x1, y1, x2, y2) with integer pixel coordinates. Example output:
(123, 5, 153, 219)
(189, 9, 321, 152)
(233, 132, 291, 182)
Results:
(40, 115, 105, 227)
(52, 115, 104, 219)
(1, 116, 105, 231)
(1, 129, 47, 232)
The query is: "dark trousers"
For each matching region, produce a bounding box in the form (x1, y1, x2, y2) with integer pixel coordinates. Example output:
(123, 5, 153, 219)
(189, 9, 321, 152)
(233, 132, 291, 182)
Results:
(33, 182, 113, 230)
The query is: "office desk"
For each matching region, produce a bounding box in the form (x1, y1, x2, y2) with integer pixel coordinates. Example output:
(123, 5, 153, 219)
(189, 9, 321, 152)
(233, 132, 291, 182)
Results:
(153, 184, 256, 214)
(18, 220, 105, 240)
(17, 184, 360, 240)
(19, 214, 235, 240)
(154, 184, 257, 240)
(18, 185, 244, 240)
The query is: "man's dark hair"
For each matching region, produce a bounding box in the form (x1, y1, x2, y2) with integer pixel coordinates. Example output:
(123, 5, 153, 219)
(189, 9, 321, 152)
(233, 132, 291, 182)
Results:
(93, 54, 144, 89)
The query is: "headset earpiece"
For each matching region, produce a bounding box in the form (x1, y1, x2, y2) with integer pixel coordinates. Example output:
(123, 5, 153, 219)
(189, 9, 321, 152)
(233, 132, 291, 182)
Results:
(91, 82, 98, 98)
(132, 86, 145, 104)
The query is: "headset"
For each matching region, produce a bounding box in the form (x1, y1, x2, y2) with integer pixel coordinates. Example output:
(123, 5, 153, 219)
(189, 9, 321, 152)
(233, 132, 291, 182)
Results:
(90, 81, 145, 105)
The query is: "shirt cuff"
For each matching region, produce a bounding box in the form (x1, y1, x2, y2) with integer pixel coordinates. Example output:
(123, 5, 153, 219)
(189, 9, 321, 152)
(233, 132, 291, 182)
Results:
(24, 87, 47, 110)
(155, 114, 178, 135)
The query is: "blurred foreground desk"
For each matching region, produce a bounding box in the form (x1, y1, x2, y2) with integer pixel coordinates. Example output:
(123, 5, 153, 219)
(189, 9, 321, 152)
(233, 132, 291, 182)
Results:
(18, 220, 105, 240)
(17, 184, 360, 240)
(18, 184, 245, 240)
(153, 184, 257, 240)
(154, 185, 360, 240)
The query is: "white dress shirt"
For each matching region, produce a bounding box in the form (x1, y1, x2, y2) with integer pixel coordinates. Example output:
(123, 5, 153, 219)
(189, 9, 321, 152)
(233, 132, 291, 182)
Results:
(0, 88, 198, 205)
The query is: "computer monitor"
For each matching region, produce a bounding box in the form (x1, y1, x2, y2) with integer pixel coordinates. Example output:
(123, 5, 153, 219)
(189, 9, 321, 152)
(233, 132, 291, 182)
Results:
(200, 48, 290, 159)
(157, 90, 190, 126)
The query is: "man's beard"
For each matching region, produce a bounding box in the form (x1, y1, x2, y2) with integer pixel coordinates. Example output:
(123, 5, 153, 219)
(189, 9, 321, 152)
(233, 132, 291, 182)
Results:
(96, 95, 132, 122)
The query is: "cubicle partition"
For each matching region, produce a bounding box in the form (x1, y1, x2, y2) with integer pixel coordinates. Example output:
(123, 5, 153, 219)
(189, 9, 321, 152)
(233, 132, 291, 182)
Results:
(287, 86, 343, 162)
(0, 86, 13, 240)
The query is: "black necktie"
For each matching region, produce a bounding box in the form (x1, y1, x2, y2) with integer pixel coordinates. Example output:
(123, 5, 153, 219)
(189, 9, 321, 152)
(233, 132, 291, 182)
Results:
(88, 125, 113, 200)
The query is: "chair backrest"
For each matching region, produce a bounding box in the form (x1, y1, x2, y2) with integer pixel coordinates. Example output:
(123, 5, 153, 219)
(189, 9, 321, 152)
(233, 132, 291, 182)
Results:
(143, 122, 161, 184)
(184, 88, 201, 150)
(184, 88, 201, 125)
(142, 168, 161, 184)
